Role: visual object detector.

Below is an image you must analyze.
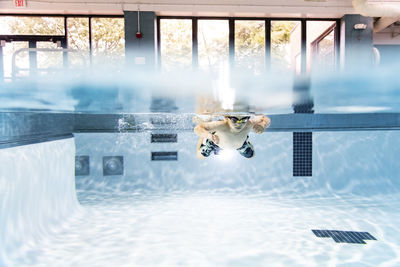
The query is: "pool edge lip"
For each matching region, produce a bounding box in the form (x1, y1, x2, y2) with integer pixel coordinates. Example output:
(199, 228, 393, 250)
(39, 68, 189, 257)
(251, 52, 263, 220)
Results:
(2, 112, 400, 150)
(0, 133, 74, 149)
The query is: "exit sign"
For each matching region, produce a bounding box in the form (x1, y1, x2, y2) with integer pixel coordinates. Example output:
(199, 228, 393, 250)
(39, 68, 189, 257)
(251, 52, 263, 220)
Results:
(14, 0, 26, 7)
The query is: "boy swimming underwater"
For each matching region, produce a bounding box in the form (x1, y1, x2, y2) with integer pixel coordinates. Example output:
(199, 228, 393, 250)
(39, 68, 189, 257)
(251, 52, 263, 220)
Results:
(194, 115, 271, 159)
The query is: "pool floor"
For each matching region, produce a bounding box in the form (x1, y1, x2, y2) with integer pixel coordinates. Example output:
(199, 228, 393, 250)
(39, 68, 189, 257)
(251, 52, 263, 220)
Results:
(10, 192, 400, 266)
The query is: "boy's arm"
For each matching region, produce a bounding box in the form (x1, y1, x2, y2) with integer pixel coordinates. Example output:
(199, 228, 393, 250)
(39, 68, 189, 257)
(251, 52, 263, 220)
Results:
(194, 120, 226, 143)
(250, 115, 271, 134)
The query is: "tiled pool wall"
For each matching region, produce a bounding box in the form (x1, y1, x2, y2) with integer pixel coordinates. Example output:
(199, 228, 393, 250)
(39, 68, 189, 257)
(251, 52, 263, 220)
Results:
(2, 111, 400, 202)
(74, 130, 400, 199)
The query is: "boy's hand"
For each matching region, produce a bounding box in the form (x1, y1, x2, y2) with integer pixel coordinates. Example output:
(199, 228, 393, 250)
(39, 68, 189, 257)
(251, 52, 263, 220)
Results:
(252, 116, 270, 134)
(209, 133, 220, 144)
(253, 124, 265, 134)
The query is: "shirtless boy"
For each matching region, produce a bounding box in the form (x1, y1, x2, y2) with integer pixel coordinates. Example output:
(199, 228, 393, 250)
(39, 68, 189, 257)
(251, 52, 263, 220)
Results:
(194, 115, 271, 159)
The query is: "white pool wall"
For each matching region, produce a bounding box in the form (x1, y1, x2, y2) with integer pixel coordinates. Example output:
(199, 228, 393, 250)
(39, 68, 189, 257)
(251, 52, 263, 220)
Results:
(0, 138, 80, 265)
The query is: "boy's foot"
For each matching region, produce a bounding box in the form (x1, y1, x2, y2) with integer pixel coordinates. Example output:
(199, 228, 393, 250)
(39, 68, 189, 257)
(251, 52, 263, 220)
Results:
(196, 138, 221, 158)
(196, 137, 206, 159)
(237, 140, 254, 158)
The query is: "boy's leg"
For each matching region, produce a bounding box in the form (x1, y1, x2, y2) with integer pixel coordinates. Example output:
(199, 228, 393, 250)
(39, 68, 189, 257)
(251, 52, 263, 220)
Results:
(197, 138, 219, 158)
(196, 137, 206, 159)
(237, 139, 255, 158)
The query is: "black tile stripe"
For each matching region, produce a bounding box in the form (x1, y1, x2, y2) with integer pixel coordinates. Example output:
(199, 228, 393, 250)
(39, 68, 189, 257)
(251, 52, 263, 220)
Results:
(342, 231, 355, 243)
(312, 230, 324, 237)
(351, 231, 363, 241)
(320, 230, 330, 238)
(330, 231, 345, 242)
(346, 231, 359, 243)
(151, 133, 177, 143)
(312, 229, 376, 244)
(360, 232, 377, 240)
(293, 132, 312, 176)
(313, 230, 330, 238)
(151, 151, 178, 161)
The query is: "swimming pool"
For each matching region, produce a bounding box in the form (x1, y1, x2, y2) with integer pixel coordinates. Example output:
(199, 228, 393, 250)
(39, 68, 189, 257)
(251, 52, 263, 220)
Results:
(1, 68, 400, 266)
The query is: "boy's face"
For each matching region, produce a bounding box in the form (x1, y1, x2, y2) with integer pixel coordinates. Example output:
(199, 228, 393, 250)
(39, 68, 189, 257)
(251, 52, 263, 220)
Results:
(227, 116, 250, 132)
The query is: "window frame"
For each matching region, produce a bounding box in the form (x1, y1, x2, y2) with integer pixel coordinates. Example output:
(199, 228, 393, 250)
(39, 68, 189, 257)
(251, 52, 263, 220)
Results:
(0, 14, 124, 80)
(157, 16, 340, 74)
(310, 23, 337, 71)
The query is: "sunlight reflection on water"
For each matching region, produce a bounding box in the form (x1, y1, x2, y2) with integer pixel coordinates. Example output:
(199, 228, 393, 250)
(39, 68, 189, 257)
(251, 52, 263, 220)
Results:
(14, 192, 400, 266)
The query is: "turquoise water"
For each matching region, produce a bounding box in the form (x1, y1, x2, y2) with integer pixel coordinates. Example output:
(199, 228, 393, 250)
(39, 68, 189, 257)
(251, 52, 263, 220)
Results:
(1, 66, 400, 114)
(1, 67, 400, 266)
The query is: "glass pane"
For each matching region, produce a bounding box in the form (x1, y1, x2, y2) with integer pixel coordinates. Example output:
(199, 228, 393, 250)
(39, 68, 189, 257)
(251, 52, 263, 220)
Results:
(0, 16, 64, 35)
(160, 19, 192, 72)
(271, 21, 301, 73)
(307, 21, 336, 73)
(91, 18, 125, 69)
(67, 17, 90, 68)
(2, 41, 29, 79)
(198, 20, 229, 73)
(37, 42, 63, 76)
(235, 20, 265, 74)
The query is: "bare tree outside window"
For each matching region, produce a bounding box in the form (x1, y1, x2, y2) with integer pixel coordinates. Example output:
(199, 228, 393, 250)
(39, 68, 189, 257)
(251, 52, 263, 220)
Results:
(198, 20, 229, 73)
(67, 17, 90, 68)
(37, 41, 63, 76)
(235, 20, 265, 75)
(0, 16, 64, 35)
(0, 17, 65, 78)
(91, 18, 125, 70)
(271, 21, 300, 73)
(160, 19, 192, 72)
(0, 16, 126, 78)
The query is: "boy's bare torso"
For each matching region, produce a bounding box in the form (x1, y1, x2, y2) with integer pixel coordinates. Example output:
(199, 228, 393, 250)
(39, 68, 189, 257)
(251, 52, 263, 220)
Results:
(210, 122, 252, 149)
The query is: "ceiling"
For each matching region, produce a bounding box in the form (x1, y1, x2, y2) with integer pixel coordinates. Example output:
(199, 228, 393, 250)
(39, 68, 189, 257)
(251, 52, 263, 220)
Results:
(0, 0, 356, 18)
(1, 0, 399, 35)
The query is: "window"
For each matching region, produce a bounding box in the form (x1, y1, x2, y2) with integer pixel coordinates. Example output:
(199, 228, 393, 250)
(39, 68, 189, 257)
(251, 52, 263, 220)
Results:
(0, 15, 125, 80)
(271, 21, 301, 73)
(67, 17, 90, 67)
(2, 41, 29, 79)
(37, 41, 63, 76)
(91, 18, 125, 69)
(198, 20, 229, 73)
(235, 20, 265, 74)
(308, 21, 336, 73)
(160, 19, 192, 72)
(158, 17, 338, 76)
(0, 16, 64, 35)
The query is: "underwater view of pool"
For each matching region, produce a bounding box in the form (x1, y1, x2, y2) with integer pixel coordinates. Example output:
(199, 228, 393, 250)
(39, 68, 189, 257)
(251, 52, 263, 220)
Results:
(1, 67, 400, 266)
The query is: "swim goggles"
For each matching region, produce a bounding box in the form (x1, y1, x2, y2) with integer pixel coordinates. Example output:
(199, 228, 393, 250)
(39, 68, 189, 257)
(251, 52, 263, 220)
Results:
(227, 116, 250, 124)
